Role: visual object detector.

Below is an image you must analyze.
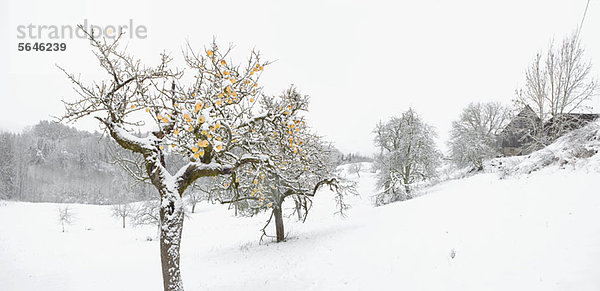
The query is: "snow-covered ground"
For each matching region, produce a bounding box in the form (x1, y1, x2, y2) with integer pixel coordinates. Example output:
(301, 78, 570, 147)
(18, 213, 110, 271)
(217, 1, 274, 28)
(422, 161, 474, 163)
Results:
(2, 148, 600, 290)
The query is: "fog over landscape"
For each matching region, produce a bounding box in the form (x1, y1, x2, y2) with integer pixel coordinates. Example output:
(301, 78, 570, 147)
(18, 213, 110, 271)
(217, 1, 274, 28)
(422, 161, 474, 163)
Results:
(2, 0, 600, 153)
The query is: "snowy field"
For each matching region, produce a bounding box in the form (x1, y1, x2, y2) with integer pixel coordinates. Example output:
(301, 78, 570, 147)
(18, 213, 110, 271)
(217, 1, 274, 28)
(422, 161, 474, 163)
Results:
(1, 160, 600, 290)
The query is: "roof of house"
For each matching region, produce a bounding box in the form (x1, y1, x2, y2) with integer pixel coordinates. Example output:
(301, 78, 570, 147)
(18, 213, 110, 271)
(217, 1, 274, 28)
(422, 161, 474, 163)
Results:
(543, 113, 600, 130)
(501, 105, 539, 135)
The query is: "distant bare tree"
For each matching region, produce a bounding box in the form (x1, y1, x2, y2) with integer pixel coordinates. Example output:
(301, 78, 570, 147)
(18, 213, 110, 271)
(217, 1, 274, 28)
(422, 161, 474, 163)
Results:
(516, 32, 598, 149)
(348, 163, 362, 177)
(112, 203, 134, 228)
(133, 200, 161, 229)
(184, 178, 215, 213)
(58, 206, 74, 232)
(185, 192, 203, 213)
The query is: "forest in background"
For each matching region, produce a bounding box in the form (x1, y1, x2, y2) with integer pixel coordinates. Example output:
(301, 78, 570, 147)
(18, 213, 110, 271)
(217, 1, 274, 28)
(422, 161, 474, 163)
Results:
(0, 121, 157, 203)
(0, 121, 368, 204)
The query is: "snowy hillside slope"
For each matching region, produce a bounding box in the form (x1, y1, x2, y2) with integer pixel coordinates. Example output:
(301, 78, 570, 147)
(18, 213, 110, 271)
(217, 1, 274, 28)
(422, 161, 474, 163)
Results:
(488, 120, 600, 176)
(1, 155, 600, 290)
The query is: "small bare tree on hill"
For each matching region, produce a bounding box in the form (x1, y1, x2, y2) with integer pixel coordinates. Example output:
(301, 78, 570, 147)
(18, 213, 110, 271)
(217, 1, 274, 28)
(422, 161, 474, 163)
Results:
(58, 205, 74, 232)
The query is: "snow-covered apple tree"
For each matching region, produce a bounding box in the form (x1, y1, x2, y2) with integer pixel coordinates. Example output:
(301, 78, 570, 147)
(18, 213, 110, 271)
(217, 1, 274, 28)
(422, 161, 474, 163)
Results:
(373, 108, 440, 205)
(448, 102, 510, 171)
(214, 87, 356, 242)
(59, 28, 301, 291)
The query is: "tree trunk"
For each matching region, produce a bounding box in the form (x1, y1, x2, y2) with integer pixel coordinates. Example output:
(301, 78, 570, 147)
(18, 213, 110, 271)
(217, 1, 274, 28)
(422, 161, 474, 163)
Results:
(294, 199, 303, 221)
(159, 192, 185, 291)
(191, 203, 196, 214)
(476, 160, 484, 172)
(273, 205, 285, 242)
(122, 215, 126, 228)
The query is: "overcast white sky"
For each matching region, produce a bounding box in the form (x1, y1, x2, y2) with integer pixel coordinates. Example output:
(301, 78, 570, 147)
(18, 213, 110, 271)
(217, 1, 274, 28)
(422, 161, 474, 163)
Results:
(1, 0, 599, 155)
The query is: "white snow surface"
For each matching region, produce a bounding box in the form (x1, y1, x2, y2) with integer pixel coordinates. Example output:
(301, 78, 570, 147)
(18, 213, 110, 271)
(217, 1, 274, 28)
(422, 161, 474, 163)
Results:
(1, 156, 600, 290)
